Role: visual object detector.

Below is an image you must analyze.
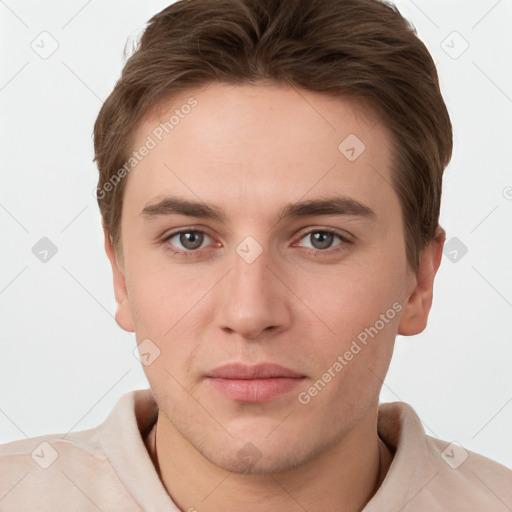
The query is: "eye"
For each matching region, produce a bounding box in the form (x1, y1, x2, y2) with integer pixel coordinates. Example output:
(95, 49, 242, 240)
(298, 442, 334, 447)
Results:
(165, 230, 213, 252)
(295, 229, 350, 251)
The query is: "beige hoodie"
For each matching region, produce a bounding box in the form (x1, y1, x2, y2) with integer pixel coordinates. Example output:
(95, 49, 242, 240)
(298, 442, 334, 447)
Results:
(1, 389, 511, 511)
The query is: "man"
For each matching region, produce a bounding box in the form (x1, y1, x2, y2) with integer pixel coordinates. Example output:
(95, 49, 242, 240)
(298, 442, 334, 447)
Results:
(1, 0, 511, 510)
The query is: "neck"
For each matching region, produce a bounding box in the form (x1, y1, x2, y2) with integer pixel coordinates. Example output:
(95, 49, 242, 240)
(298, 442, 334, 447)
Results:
(146, 404, 393, 512)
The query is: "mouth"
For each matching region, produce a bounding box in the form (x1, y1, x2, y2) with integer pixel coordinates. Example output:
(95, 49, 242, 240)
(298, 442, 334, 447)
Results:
(205, 363, 306, 403)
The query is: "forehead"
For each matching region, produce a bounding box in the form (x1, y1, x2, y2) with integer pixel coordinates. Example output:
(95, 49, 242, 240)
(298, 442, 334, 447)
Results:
(125, 82, 397, 221)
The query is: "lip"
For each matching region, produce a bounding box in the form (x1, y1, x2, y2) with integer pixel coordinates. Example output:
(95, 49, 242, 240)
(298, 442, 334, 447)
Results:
(207, 363, 304, 379)
(206, 363, 306, 403)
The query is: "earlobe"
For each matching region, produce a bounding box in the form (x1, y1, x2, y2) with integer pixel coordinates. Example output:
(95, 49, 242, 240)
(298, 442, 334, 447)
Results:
(397, 227, 446, 336)
(103, 228, 135, 333)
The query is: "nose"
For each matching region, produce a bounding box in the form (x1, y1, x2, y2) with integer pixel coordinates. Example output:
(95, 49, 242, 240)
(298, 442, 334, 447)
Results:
(213, 243, 293, 340)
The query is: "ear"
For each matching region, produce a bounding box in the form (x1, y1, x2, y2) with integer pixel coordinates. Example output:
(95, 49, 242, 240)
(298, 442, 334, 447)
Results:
(398, 227, 445, 336)
(103, 228, 135, 333)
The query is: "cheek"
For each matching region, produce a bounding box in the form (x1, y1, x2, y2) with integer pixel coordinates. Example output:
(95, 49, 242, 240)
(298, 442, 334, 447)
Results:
(126, 256, 213, 337)
(125, 261, 216, 386)
(296, 255, 405, 400)
(306, 258, 404, 340)
(127, 268, 205, 406)
(294, 271, 401, 420)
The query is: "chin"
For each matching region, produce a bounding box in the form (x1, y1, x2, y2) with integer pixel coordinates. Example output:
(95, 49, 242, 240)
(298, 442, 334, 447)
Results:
(197, 427, 337, 476)
(204, 445, 312, 476)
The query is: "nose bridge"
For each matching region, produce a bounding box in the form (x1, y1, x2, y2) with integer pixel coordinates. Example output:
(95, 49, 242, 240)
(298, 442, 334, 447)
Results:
(214, 238, 291, 339)
(230, 240, 274, 309)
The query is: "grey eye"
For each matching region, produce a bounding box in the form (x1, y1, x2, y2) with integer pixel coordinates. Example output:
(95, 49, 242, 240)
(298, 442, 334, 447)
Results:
(169, 231, 210, 251)
(300, 231, 342, 250)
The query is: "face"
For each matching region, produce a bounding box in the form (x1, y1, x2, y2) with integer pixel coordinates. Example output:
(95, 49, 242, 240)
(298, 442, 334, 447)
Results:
(106, 82, 441, 474)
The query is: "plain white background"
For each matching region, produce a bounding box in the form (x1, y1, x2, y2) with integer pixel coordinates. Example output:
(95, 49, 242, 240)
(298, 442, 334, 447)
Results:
(1, 0, 511, 469)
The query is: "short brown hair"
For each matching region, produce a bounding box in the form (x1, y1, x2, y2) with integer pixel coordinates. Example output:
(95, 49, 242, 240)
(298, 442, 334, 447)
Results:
(93, 0, 452, 271)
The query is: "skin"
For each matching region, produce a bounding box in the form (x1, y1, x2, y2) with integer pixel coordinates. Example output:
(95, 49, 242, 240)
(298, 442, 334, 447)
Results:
(104, 82, 445, 512)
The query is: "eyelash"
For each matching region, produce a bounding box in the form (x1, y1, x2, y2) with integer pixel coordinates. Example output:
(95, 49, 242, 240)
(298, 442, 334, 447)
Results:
(162, 227, 352, 259)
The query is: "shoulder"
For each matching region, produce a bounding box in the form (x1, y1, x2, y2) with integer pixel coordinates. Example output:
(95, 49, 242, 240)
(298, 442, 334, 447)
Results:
(0, 432, 134, 511)
(371, 401, 512, 511)
(424, 434, 512, 504)
(0, 390, 156, 511)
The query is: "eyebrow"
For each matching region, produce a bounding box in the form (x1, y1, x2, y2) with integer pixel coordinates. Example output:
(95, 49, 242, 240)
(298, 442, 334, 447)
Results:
(141, 197, 226, 222)
(278, 196, 375, 221)
(140, 195, 376, 222)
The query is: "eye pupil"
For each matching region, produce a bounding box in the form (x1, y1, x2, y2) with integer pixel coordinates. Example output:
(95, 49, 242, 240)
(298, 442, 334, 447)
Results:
(311, 231, 334, 249)
(180, 232, 203, 250)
